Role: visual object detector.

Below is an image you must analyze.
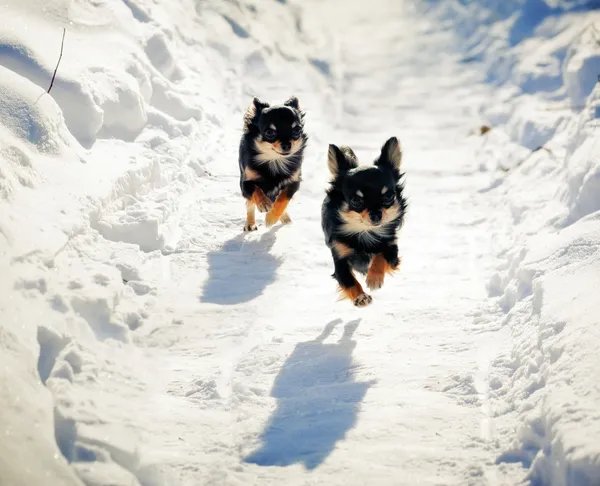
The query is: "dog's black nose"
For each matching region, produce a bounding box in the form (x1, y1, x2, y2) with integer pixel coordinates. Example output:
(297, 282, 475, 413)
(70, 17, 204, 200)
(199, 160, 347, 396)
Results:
(370, 210, 382, 224)
(280, 141, 291, 152)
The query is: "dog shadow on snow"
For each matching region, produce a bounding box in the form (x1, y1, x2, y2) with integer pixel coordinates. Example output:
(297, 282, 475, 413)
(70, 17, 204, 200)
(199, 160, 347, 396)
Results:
(200, 226, 283, 305)
(244, 319, 376, 470)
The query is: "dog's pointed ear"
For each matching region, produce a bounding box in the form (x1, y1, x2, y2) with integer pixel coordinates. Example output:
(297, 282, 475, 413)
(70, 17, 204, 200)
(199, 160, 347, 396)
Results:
(253, 97, 270, 113)
(376, 137, 402, 172)
(284, 96, 299, 110)
(328, 144, 358, 177)
(244, 97, 270, 132)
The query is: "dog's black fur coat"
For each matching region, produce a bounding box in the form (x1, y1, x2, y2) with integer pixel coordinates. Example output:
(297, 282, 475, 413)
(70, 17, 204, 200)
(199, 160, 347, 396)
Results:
(321, 137, 407, 306)
(238, 96, 307, 231)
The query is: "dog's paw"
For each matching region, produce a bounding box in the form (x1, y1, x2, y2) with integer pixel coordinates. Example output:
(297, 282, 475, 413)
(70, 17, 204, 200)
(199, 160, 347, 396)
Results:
(353, 293, 372, 307)
(265, 211, 280, 227)
(256, 198, 273, 213)
(366, 272, 384, 290)
(243, 223, 258, 232)
(280, 212, 292, 224)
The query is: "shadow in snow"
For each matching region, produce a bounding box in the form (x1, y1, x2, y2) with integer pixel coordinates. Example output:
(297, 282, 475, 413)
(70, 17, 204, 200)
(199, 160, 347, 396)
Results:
(245, 318, 375, 470)
(200, 226, 282, 305)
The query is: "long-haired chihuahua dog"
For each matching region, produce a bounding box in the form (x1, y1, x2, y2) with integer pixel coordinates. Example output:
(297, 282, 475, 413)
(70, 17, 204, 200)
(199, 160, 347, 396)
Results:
(321, 137, 407, 307)
(238, 96, 307, 231)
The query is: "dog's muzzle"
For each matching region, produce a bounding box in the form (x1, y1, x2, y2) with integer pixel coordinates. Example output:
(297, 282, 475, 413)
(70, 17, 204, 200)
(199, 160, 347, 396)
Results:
(369, 210, 382, 224)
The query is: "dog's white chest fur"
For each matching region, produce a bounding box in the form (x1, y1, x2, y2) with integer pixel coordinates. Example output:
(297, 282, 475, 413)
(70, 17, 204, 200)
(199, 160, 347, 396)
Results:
(337, 204, 400, 246)
(253, 140, 300, 175)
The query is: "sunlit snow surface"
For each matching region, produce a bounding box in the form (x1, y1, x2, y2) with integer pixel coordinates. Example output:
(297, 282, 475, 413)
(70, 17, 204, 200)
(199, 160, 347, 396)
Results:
(1, 0, 599, 485)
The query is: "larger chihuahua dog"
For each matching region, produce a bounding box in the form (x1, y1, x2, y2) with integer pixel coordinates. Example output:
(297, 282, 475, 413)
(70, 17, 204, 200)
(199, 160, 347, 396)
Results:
(238, 96, 307, 231)
(321, 137, 407, 307)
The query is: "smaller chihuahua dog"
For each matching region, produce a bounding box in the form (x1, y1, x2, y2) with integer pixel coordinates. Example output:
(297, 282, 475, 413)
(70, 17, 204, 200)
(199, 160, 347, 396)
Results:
(238, 96, 307, 231)
(321, 137, 407, 307)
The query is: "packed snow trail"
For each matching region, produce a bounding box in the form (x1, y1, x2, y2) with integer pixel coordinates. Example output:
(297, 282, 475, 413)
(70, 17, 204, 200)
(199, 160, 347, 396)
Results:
(116, 2, 513, 484)
(3, 0, 600, 484)
(11, 0, 600, 484)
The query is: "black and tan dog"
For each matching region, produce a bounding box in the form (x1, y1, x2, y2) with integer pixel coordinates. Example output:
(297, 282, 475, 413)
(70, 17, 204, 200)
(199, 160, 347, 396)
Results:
(321, 137, 407, 307)
(238, 96, 307, 231)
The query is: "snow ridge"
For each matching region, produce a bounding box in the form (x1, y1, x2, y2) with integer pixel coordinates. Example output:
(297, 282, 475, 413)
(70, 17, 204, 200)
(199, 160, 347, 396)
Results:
(421, 0, 600, 484)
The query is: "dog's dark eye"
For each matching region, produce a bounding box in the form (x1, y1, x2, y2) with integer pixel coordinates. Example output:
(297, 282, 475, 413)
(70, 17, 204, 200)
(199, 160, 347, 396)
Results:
(264, 128, 276, 141)
(349, 195, 363, 210)
(382, 191, 395, 205)
(291, 125, 301, 139)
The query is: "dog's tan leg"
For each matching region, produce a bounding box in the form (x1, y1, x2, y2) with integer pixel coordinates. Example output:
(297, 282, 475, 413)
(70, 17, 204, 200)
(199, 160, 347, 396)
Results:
(366, 253, 398, 290)
(251, 187, 273, 213)
(338, 281, 372, 307)
(244, 200, 257, 232)
(265, 192, 292, 227)
(332, 252, 372, 307)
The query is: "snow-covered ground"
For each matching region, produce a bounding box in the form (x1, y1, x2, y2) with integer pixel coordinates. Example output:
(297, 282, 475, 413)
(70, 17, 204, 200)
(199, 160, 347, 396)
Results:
(1, 0, 599, 485)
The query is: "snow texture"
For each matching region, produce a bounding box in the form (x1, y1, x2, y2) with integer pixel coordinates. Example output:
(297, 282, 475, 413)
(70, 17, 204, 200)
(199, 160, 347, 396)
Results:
(1, 0, 599, 485)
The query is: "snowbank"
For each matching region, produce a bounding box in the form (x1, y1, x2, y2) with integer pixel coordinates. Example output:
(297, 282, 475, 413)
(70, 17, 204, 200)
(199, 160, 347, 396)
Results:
(422, 0, 600, 483)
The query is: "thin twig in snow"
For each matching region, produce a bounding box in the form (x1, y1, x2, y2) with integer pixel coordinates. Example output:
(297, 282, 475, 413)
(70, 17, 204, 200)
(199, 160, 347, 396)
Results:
(47, 28, 66, 94)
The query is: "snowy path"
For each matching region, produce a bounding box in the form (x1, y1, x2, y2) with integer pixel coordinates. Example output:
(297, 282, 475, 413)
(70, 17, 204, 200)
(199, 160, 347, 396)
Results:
(4, 0, 600, 484)
(102, 2, 513, 484)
